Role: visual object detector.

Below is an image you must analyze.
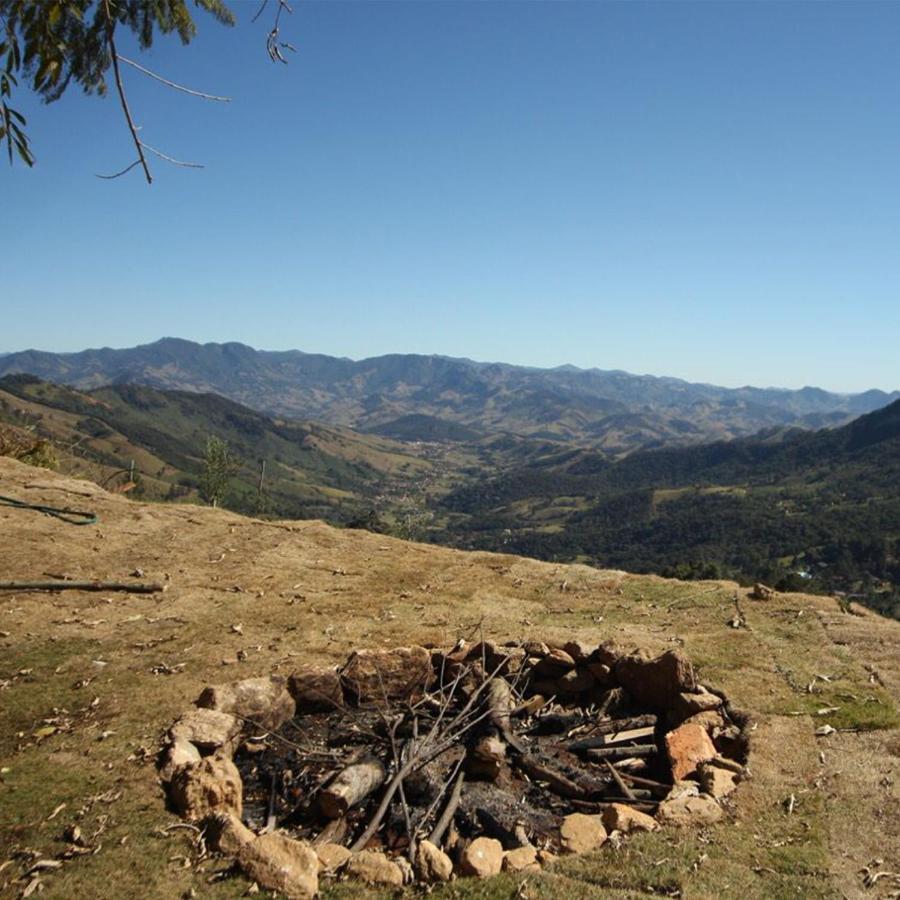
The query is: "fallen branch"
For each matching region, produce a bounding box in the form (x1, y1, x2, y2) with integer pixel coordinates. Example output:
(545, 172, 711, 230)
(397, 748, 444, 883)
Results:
(428, 769, 465, 846)
(603, 759, 635, 800)
(0, 580, 166, 594)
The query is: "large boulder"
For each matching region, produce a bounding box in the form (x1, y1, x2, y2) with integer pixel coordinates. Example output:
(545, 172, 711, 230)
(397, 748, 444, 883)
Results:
(196, 676, 295, 731)
(559, 813, 607, 855)
(169, 753, 242, 821)
(615, 649, 696, 709)
(237, 832, 319, 899)
(288, 666, 344, 713)
(665, 721, 718, 780)
(341, 646, 434, 704)
(168, 708, 242, 755)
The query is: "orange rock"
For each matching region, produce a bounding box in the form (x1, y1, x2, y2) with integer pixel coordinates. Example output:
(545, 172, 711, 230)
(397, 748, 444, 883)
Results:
(665, 722, 717, 780)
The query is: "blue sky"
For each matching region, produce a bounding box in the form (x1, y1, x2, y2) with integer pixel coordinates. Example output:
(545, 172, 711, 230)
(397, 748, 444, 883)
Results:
(3, 1, 900, 392)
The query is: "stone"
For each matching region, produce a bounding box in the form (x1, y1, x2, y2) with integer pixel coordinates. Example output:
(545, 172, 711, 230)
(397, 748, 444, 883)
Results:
(601, 803, 659, 834)
(169, 753, 242, 821)
(537, 849, 558, 866)
(562, 640, 594, 664)
(459, 837, 504, 878)
(344, 850, 405, 886)
(707, 755, 744, 775)
(522, 640, 550, 657)
(559, 813, 607, 855)
(681, 710, 726, 733)
(657, 793, 724, 827)
(415, 840, 453, 883)
(556, 667, 596, 695)
(503, 845, 540, 873)
(197, 676, 296, 731)
(665, 722, 718, 780)
(237, 833, 319, 899)
(168, 708, 242, 755)
(466, 641, 526, 675)
(586, 661, 614, 684)
(158, 738, 201, 782)
(588, 640, 623, 668)
(315, 842, 352, 872)
(533, 647, 576, 677)
(341, 646, 434, 704)
(615, 649, 696, 709)
(750, 583, 776, 601)
(530, 679, 561, 698)
(206, 812, 255, 856)
(699, 763, 738, 798)
(288, 666, 343, 713)
(674, 690, 722, 718)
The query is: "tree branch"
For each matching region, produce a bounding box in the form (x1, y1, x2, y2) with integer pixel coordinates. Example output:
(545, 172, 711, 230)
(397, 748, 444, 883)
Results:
(95, 159, 143, 180)
(103, 0, 152, 184)
(116, 55, 231, 102)
(139, 142, 204, 169)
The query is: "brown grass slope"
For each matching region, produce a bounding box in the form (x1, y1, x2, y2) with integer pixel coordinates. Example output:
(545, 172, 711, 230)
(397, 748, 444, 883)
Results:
(1, 456, 900, 900)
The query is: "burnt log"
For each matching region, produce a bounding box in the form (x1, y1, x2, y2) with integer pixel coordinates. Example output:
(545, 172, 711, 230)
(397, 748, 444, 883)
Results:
(584, 744, 658, 760)
(319, 757, 387, 819)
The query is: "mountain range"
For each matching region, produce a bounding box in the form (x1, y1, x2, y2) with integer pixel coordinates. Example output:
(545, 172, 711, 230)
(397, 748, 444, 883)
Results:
(2, 337, 897, 454)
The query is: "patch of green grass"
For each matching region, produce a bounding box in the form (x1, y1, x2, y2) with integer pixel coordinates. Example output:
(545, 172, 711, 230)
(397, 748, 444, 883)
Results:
(796, 688, 899, 731)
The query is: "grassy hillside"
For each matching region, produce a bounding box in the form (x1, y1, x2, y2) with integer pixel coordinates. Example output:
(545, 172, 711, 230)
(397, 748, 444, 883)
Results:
(0, 375, 440, 525)
(1, 456, 899, 899)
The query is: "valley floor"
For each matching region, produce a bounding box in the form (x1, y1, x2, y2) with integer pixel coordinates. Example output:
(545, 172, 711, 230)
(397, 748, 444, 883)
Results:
(1, 456, 900, 899)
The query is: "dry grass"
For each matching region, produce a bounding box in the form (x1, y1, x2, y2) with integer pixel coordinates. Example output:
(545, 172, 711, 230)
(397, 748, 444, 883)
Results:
(1, 456, 900, 899)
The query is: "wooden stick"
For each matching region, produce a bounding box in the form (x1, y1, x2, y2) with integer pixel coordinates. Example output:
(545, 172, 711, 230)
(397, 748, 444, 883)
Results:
(428, 770, 465, 846)
(261, 772, 278, 834)
(589, 714, 657, 734)
(0, 580, 166, 593)
(603, 759, 635, 800)
(616, 771, 672, 792)
(517, 756, 586, 800)
(584, 744, 657, 760)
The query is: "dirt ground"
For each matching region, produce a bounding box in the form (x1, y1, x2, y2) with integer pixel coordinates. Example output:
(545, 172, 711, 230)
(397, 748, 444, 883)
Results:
(2, 455, 900, 899)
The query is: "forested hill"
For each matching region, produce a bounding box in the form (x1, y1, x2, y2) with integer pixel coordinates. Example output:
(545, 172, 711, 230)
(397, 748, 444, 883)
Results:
(437, 400, 900, 617)
(1, 337, 897, 453)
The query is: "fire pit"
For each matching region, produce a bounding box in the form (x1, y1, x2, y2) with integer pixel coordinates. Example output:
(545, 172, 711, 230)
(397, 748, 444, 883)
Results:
(159, 638, 749, 896)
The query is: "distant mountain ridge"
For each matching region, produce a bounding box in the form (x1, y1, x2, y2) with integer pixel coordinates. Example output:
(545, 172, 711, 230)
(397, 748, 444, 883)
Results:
(1, 337, 896, 453)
